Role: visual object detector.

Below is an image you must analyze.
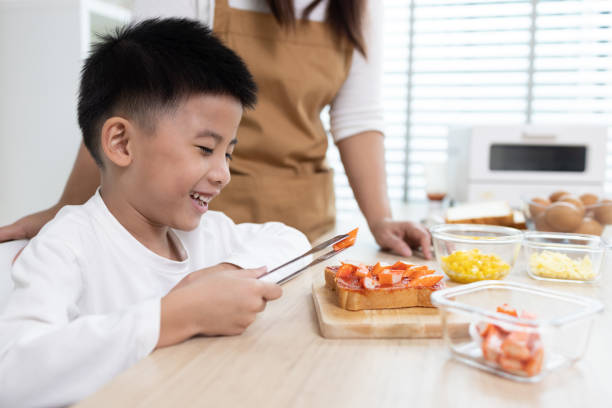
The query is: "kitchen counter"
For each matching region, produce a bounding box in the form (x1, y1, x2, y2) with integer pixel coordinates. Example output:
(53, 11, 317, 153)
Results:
(73, 206, 612, 407)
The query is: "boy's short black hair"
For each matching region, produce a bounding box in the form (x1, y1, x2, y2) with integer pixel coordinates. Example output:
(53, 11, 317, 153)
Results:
(78, 18, 257, 167)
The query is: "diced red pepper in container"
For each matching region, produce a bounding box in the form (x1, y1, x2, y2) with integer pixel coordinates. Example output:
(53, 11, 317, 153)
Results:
(501, 331, 531, 361)
(479, 323, 495, 338)
(524, 341, 544, 377)
(479, 305, 544, 377)
(520, 311, 537, 320)
(482, 326, 503, 363)
(333, 228, 359, 251)
(499, 356, 524, 373)
(497, 304, 518, 317)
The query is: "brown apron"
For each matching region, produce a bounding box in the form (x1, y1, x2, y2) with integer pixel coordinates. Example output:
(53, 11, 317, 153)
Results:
(209, 0, 354, 241)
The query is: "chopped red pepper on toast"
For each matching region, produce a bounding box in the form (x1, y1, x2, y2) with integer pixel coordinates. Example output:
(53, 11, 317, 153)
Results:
(333, 228, 359, 251)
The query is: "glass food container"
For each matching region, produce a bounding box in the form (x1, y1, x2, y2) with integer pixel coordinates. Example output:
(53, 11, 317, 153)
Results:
(431, 281, 604, 382)
(430, 224, 522, 283)
(523, 231, 608, 283)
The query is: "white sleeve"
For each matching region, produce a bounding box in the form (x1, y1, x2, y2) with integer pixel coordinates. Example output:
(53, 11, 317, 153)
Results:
(330, 0, 384, 142)
(0, 237, 160, 407)
(204, 213, 311, 279)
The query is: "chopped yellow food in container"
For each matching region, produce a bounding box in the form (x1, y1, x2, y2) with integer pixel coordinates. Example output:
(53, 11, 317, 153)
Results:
(441, 248, 510, 283)
(529, 251, 595, 281)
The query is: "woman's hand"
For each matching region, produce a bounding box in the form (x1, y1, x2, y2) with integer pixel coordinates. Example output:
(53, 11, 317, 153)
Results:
(370, 218, 432, 259)
(0, 204, 62, 243)
(1, 143, 101, 244)
(337, 132, 432, 260)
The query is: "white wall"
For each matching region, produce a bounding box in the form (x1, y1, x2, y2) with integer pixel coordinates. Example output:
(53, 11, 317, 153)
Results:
(0, 0, 82, 225)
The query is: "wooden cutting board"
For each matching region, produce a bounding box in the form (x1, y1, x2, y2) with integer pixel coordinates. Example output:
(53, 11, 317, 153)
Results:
(312, 282, 468, 339)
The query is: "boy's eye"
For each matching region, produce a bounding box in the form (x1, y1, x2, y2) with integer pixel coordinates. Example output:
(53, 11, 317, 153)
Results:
(198, 146, 213, 154)
(198, 146, 232, 161)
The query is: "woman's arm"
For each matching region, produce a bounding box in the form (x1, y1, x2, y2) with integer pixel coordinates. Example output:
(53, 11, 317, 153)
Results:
(59, 142, 101, 205)
(337, 131, 432, 259)
(336, 131, 390, 225)
(0, 143, 99, 242)
(331, 2, 431, 259)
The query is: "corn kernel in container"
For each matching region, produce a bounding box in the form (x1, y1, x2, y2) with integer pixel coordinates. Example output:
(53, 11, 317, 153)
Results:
(441, 248, 510, 283)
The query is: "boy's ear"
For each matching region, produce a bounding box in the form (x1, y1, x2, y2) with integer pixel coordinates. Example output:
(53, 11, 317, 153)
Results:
(100, 117, 132, 167)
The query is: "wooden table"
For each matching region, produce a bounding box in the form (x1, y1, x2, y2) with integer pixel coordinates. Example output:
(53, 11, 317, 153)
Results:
(74, 209, 612, 408)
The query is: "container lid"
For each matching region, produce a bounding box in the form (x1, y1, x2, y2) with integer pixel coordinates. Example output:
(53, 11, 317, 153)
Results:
(431, 280, 603, 327)
(523, 231, 607, 252)
(430, 224, 523, 244)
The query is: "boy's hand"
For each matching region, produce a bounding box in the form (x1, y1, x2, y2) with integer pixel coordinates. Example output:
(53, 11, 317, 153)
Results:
(156, 266, 281, 348)
(169, 262, 240, 292)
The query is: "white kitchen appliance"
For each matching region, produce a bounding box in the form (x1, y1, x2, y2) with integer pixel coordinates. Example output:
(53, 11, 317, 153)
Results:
(448, 125, 608, 206)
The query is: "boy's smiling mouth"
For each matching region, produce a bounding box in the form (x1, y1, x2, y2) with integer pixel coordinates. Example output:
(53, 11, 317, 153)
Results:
(189, 191, 212, 213)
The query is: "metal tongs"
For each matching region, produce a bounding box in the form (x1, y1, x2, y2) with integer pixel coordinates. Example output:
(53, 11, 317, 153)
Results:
(258, 233, 350, 285)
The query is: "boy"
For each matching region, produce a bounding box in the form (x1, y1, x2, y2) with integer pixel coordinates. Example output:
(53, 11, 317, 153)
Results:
(0, 18, 310, 407)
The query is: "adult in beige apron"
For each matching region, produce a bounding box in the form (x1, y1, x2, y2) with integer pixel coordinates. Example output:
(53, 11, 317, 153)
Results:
(209, 0, 353, 241)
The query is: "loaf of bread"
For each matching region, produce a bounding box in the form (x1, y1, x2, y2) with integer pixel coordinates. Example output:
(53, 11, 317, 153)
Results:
(325, 263, 445, 311)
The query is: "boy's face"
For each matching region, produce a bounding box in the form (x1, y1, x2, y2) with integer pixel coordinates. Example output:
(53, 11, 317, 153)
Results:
(125, 93, 242, 231)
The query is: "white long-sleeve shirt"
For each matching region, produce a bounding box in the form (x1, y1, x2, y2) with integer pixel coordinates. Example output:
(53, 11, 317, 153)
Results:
(0, 191, 310, 407)
(132, 0, 384, 142)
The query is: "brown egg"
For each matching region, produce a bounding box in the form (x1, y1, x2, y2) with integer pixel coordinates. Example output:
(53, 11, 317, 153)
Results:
(594, 199, 612, 225)
(580, 193, 599, 206)
(529, 197, 550, 217)
(574, 217, 604, 236)
(549, 190, 569, 202)
(534, 212, 554, 232)
(545, 202, 583, 232)
(558, 194, 585, 217)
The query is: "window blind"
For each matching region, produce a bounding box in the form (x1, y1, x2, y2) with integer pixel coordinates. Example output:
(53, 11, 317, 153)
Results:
(327, 0, 612, 213)
(531, 0, 612, 189)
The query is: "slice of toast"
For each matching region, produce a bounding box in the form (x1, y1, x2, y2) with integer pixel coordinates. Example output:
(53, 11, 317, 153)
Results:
(445, 201, 514, 226)
(325, 265, 444, 311)
(335, 283, 440, 310)
(325, 265, 339, 290)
